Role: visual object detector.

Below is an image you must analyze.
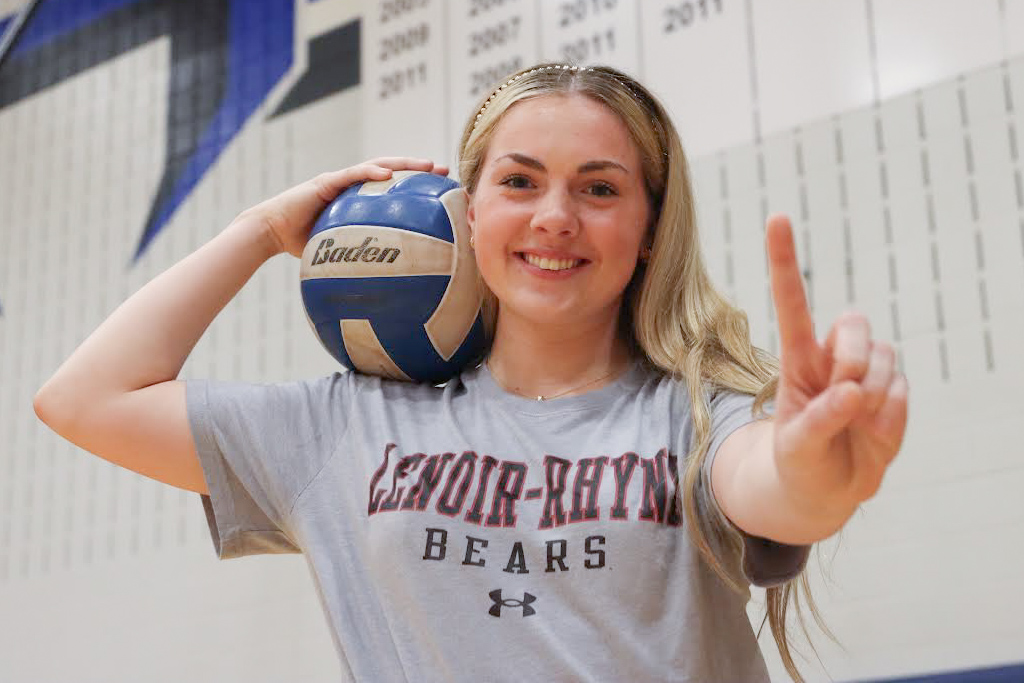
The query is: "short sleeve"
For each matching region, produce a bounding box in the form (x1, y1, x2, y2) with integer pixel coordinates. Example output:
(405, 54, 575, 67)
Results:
(186, 373, 352, 559)
(698, 389, 810, 588)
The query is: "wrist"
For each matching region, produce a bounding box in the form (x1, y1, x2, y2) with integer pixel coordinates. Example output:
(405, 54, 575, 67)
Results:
(229, 209, 287, 261)
(771, 462, 861, 540)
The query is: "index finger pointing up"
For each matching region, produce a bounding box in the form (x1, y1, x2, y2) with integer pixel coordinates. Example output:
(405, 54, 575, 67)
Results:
(767, 214, 817, 358)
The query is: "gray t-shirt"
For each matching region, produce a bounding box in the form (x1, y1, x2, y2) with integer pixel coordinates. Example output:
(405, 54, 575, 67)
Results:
(187, 361, 808, 682)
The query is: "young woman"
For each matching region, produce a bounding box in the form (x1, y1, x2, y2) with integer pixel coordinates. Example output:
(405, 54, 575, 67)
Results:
(35, 64, 908, 681)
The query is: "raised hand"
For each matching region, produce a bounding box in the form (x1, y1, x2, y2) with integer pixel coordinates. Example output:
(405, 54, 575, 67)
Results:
(767, 214, 909, 517)
(240, 157, 449, 258)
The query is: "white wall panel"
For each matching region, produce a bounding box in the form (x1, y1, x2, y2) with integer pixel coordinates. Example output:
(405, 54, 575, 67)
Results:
(750, 0, 874, 138)
(641, 0, 756, 157)
(872, 0, 1004, 100)
(1005, 0, 1024, 57)
(361, 0, 451, 162)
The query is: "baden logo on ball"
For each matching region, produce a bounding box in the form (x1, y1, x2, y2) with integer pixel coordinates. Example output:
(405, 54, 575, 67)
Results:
(300, 171, 486, 384)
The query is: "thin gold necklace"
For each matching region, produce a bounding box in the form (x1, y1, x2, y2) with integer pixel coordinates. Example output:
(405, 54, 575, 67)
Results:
(488, 361, 625, 401)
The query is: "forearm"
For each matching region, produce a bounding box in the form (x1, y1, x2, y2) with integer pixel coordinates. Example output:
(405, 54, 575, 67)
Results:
(714, 421, 859, 545)
(36, 214, 279, 415)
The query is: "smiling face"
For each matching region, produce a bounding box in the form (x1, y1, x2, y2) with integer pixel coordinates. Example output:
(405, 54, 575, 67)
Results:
(467, 94, 651, 334)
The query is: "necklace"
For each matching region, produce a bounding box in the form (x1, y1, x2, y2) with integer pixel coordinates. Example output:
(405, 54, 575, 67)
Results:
(488, 362, 626, 401)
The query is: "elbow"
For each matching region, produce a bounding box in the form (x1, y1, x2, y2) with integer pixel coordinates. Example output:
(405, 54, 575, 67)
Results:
(33, 381, 74, 435)
(33, 384, 59, 430)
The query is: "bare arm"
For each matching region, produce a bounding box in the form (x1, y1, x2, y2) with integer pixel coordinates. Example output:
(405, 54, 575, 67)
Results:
(34, 216, 277, 494)
(711, 216, 909, 546)
(34, 159, 447, 494)
(712, 419, 855, 545)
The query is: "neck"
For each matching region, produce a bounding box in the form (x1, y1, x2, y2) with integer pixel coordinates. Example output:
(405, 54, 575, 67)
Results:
(486, 308, 631, 400)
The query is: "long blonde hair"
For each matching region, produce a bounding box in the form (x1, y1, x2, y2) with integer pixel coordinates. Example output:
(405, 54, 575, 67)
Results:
(458, 63, 823, 681)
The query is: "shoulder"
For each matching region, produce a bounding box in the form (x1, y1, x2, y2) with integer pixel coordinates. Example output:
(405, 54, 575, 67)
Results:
(332, 367, 468, 413)
(624, 363, 763, 433)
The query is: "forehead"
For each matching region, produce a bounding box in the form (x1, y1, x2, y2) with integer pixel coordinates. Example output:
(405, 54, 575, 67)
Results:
(485, 93, 639, 165)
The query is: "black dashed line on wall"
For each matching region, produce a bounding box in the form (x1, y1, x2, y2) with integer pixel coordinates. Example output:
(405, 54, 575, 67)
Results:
(983, 330, 995, 371)
(835, 115, 855, 306)
(843, 218, 855, 304)
(1003, 61, 1014, 112)
(978, 280, 990, 321)
(917, 92, 949, 381)
(968, 183, 980, 222)
(938, 338, 950, 381)
(958, 84, 970, 125)
(889, 300, 902, 343)
(874, 103, 903, 368)
(958, 76, 993, 372)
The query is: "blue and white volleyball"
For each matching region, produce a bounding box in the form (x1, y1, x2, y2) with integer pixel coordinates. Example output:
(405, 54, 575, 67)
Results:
(300, 171, 486, 384)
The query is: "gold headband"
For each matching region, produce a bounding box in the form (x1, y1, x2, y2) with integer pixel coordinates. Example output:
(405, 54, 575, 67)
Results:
(472, 64, 590, 132)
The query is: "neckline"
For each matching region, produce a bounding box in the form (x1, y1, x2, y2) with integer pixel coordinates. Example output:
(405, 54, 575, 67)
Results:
(471, 358, 646, 415)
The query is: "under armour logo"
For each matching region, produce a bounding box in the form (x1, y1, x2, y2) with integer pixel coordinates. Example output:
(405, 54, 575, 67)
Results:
(488, 589, 537, 617)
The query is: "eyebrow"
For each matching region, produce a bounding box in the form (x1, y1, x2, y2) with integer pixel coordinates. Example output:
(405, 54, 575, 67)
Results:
(496, 152, 629, 175)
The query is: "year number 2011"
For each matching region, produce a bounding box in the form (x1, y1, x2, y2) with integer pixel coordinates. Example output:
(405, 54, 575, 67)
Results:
(663, 0, 723, 33)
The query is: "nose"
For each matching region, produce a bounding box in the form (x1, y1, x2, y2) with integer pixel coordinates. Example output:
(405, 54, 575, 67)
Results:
(529, 186, 579, 237)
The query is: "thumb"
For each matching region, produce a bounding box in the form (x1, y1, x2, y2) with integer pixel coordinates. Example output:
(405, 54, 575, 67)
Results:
(779, 381, 864, 454)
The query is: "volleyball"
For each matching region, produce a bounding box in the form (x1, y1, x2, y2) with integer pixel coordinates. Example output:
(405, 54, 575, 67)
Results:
(300, 171, 486, 384)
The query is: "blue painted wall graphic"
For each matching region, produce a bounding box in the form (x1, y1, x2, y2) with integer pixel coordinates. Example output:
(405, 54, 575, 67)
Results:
(0, 0, 361, 318)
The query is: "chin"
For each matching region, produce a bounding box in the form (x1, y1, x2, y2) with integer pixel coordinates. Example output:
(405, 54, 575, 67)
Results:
(500, 295, 622, 330)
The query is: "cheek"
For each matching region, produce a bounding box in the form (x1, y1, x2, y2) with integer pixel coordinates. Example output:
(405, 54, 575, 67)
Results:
(471, 203, 521, 253)
(469, 209, 513, 286)
(597, 222, 645, 266)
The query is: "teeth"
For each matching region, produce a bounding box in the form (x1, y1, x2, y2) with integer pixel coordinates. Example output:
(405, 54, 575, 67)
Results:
(523, 254, 580, 271)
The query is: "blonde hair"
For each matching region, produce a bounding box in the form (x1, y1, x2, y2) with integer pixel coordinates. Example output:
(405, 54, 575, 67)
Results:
(458, 63, 824, 682)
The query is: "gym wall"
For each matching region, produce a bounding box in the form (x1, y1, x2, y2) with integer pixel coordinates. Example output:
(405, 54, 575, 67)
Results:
(1, 1, 1022, 681)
